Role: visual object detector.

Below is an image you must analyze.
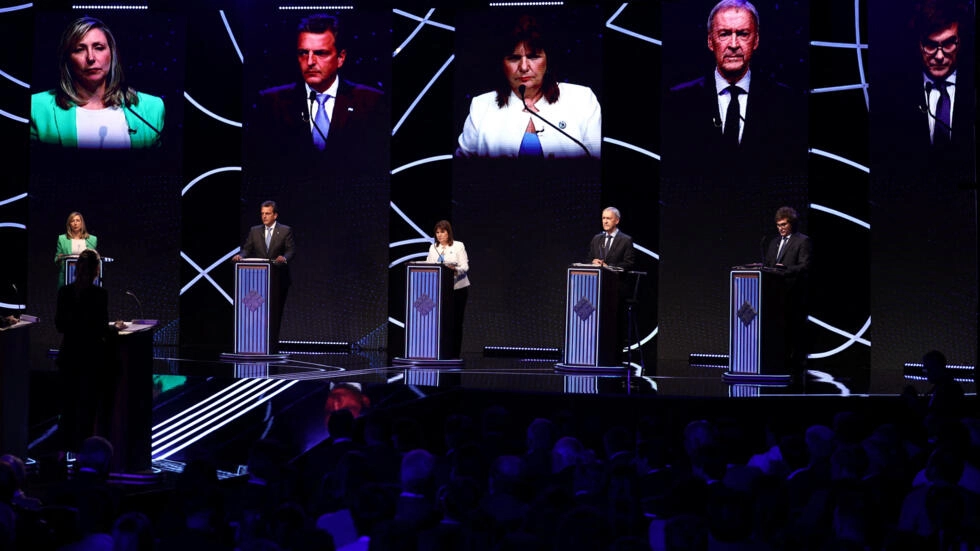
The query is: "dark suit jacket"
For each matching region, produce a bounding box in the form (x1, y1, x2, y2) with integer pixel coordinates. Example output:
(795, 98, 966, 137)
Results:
(764, 232, 812, 321)
(588, 231, 636, 270)
(250, 78, 388, 176)
(240, 223, 295, 287)
(764, 232, 811, 275)
(663, 72, 807, 181)
(876, 70, 975, 187)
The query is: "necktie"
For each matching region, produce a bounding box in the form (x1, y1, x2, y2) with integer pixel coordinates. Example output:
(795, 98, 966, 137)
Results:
(724, 85, 742, 146)
(605, 235, 613, 250)
(313, 93, 330, 150)
(776, 236, 788, 262)
(934, 81, 951, 145)
(265, 226, 273, 251)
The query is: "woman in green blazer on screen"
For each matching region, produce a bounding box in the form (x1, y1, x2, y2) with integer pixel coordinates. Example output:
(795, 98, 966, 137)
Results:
(56, 212, 98, 288)
(30, 16, 164, 149)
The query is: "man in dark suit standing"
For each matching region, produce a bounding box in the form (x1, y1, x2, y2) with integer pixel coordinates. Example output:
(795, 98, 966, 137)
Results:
(233, 201, 296, 353)
(589, 207, 636, 270)
(589, 207, 636, 362)
(764, 206, 812, 386)
(251, 14, 387, 175)
(663, 0, 806, 181)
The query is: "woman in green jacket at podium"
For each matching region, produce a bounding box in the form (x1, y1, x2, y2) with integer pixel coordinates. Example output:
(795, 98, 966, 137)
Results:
(55, 211, 98, 288)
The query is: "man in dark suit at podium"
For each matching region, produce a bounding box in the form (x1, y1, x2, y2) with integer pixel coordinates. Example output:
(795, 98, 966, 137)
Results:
(764, 206, 811, 385)
(590, 207, 636, 270)
(233, 201, 296, 353)
(589, 206, 636, 363)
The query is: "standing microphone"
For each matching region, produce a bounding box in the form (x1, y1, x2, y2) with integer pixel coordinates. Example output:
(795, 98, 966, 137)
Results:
(98, 126, 108, 148)
(125, 290, 144, 322)
(307, 90, 329, 145)
(518, 85, 592, 158)
(760, 235, 769, 265)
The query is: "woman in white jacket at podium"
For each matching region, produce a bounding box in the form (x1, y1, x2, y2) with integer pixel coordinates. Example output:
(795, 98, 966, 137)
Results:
(426, 220, 470, 359)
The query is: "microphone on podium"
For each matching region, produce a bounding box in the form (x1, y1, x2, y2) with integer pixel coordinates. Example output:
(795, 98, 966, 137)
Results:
(125, 290, 144, 321)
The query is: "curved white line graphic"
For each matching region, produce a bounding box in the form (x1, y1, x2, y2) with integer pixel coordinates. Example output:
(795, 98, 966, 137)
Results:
(0, 107, 29, 124)
(182, 166, 241, 196)
(809, 148, 870, 173)
(393, 54, 454, 136)
(0, 68, 29, 88)
(853, 0, 870, 109)
(810, 40, 867, 49)
(0, 3, 32, 13)
(605, 3, 661, 45)
(394, 7, 435, 57)
(389, 252, 428, 268)
(809, 203, 870, 229)
(390, 238, 433, 248)
(390, 201, 430, 239)
(633, 243, 660, 260)
(0, 302, 26, 309)
(807, 316, 871, 359)
(219, 10, 244, 63)
(184, 92, 243, 128)
(393, 8, 455, 31)
(811, 84, 868, 94)
(0, 223, 27, 229)
(603, 137, 660, 160)
(391, 154, 453, 175)
(0, 193, 28, 207)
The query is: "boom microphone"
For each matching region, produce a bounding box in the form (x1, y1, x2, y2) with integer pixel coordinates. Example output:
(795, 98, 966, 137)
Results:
(518, 85, 592, 158)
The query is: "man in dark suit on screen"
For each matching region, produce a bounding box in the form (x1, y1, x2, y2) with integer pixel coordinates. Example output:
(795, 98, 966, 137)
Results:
(663, 0, 806, 181)
(881, 0, 974, 186)
(764, 206, 812, 386)
(251, 14, 387, 174)
(233, 201, 296, 353)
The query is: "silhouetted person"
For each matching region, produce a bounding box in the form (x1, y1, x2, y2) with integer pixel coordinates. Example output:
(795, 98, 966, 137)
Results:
(923, 349, 965, 416)
(55, 249, 115, 454)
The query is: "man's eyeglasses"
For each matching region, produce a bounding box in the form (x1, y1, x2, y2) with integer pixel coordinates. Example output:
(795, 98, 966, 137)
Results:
(921, 36, 959, 55)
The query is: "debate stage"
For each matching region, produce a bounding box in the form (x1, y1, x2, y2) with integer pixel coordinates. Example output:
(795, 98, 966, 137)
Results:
(126, 347, 973, 478)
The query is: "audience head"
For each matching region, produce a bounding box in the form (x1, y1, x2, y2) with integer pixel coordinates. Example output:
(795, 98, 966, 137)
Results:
(247, 438, 288, 483)
(526, 417, 554, 453)
(805, 424, 836, 464)
(77, 435, 113, 476)
(0, 455, 26, 497)
(326, 407, 355, 440)
(400, 448, 436, 495)
(551, 436, 585, 474)
(74, 248, 101, 286)
(112, 512, 154, 551)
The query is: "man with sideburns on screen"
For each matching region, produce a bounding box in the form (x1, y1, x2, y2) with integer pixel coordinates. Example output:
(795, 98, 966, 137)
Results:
(251, 14, 386, 172)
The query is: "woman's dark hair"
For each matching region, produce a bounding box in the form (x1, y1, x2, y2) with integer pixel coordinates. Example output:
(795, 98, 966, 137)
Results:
(494, 15, 560, 107)
(433, 219, 455, 246)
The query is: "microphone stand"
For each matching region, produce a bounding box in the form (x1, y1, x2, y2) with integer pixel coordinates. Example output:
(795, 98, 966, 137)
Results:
(126, 290, 144, 322)
(624, 271, 647, 372)
(518, 85, 592, 158)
